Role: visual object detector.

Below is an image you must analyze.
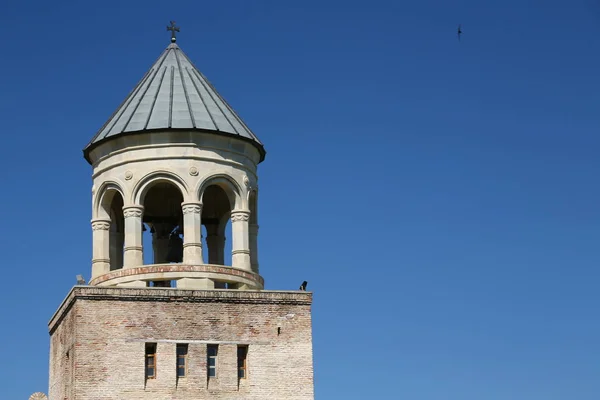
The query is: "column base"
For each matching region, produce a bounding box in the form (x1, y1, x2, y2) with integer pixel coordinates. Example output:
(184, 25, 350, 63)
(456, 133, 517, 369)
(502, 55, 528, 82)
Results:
(182, 244, 204, 265)
(177, 277, 215, 290)
(232, 252, 252, 272)
(92, 260, 110, 279)
(123, 248, 143, 268)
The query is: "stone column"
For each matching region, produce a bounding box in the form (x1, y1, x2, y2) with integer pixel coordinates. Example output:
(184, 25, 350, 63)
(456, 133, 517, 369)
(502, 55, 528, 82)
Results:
(109, 231, 124, 270)
(91, 219, 111, 279)
(182, 202, 203, 265)
(249, 224, 259, 273)
(231, 210, 251, 271)
(205, 223, 226, 265)
(123, 205, 144, 268)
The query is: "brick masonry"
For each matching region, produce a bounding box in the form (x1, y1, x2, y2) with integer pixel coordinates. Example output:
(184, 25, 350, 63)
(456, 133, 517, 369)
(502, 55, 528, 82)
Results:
(48, 287, 314, 399)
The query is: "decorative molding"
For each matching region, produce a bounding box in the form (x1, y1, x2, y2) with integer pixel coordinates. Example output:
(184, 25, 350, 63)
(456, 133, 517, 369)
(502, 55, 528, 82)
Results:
(91, 220, 110, 230)
(90, 141, 260, 180)
(88, 264, 265, 287)
(49, 286, 311, 333)
(182, 203, 202, 214)
(124, 170, 133, 180)
(124, 246, 143, 252)
(123, 207, 143, 218)
(182, 242, 203, 248)
(125, 338, 269, 345)
(92, 154, 258, 182)
(232, 249, 251, 255)
(189, 166, 199, 176)
(29, 393, 48, 400)
(231, 211, 250, 222)
(243, 174, 250, 188)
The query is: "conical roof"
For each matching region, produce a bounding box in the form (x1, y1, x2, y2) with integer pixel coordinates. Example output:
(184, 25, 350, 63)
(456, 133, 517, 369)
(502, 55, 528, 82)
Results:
(84, 43, 265, 163)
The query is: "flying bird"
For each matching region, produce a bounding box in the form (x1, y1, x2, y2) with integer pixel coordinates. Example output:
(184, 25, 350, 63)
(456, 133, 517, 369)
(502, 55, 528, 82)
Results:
(299, 281, 307, 291)
(457, 24, 462, 41)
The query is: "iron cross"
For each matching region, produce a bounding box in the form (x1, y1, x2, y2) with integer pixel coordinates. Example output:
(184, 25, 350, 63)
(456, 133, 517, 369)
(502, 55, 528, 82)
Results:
(167, 21, 180, 43)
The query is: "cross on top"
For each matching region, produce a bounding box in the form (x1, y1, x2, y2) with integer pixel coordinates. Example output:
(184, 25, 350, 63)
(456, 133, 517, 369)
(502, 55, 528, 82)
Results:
(167, 21, 180, 43)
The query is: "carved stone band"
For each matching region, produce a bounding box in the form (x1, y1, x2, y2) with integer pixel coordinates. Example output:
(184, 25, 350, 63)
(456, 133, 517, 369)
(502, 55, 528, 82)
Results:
(91, 220, 111, 230)
(182, 203, 202, 215)
(231, 211, 250, 222)
(124, 246, 143, 252)
(182, 242, 203, 248)
(123, 207, 143, 218)
(232, 249, 251, 255)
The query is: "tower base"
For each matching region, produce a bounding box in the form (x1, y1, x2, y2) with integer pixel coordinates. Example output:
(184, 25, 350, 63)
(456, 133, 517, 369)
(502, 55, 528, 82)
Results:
(48, 286, 314, 399)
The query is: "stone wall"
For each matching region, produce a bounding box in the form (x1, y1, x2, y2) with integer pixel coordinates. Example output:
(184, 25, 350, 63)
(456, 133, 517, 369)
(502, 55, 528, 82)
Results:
(48, 298, 76, 400)
(48, 287, 314, 399)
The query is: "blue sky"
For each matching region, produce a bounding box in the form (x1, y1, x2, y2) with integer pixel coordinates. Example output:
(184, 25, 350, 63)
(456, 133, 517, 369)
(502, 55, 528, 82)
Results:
(1, 0, 600, 398)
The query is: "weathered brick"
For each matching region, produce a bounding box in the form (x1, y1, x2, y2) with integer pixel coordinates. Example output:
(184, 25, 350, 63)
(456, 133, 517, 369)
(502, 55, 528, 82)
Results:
(48, 287, 314, 399)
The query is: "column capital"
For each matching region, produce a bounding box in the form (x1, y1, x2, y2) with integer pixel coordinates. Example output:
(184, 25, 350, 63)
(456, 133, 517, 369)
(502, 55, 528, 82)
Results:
(231, 210, 250, 222)
(181, 202, 202, 215)
(122, 205, 144, 218)
(91, 219, 111, 230)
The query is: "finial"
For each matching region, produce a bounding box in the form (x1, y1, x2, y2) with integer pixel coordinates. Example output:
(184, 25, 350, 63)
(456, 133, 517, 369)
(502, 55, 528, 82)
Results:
(167, 21, 180, 43)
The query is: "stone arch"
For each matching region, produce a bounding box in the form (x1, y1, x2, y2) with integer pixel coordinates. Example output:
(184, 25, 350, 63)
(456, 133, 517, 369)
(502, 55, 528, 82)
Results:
(94, 181, 126, 220)
(134, 173, 188, 267)
(198, 175, 242, 270)
(94, 181, 126, 271)
(197, 174, 243, 210)
(133, 171, 190, 205)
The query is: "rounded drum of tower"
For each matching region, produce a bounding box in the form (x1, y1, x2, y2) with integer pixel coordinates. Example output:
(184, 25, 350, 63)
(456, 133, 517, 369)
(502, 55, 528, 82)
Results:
(88, 130, 262, 290)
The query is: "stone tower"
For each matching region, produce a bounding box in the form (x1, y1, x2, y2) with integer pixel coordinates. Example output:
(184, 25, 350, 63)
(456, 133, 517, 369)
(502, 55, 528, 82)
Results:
(47, 28, 314, 399)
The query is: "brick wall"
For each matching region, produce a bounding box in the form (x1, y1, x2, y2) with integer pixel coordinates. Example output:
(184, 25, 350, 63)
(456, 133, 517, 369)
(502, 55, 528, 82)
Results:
(48, 287, 314, 399)
(49, 300, 76, 400)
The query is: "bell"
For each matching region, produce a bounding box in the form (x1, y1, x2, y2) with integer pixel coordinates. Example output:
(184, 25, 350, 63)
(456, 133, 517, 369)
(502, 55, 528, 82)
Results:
(166, 232, 183, 263)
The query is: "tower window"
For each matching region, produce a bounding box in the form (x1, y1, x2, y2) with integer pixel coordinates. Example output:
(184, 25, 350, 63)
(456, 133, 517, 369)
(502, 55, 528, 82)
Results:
(145, 343, 156, 379)
(207, 345, 218, 378)
(237, 345, 248, 379)
(176, 344, 188, 378)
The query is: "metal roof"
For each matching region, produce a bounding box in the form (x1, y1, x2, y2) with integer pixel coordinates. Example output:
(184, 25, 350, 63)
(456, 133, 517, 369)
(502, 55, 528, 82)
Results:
(84, 43, 264, 162)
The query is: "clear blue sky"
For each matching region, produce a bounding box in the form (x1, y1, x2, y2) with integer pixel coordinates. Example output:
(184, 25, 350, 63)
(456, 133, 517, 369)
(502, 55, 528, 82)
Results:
(2, 0, 599, 398)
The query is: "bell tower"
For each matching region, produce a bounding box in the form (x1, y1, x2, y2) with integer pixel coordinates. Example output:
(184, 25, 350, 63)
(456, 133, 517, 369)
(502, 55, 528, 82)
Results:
(47, 26, 314, 399)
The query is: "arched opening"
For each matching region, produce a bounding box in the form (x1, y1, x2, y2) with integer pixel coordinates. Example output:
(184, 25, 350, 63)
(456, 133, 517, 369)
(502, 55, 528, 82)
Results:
(201, 224, 209, 265)
(108, 194, 125, 270)
(224, 218, 232, 266)
(248, 190, 259, 273)
(98, 187, 125, 271)
(141, 181, 185, 271)
(249, 190, 258, 225)
(202, 184, 234, 278)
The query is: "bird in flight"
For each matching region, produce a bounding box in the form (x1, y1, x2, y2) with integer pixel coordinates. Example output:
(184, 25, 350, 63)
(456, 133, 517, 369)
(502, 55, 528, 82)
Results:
(457, 24, 462, 41)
